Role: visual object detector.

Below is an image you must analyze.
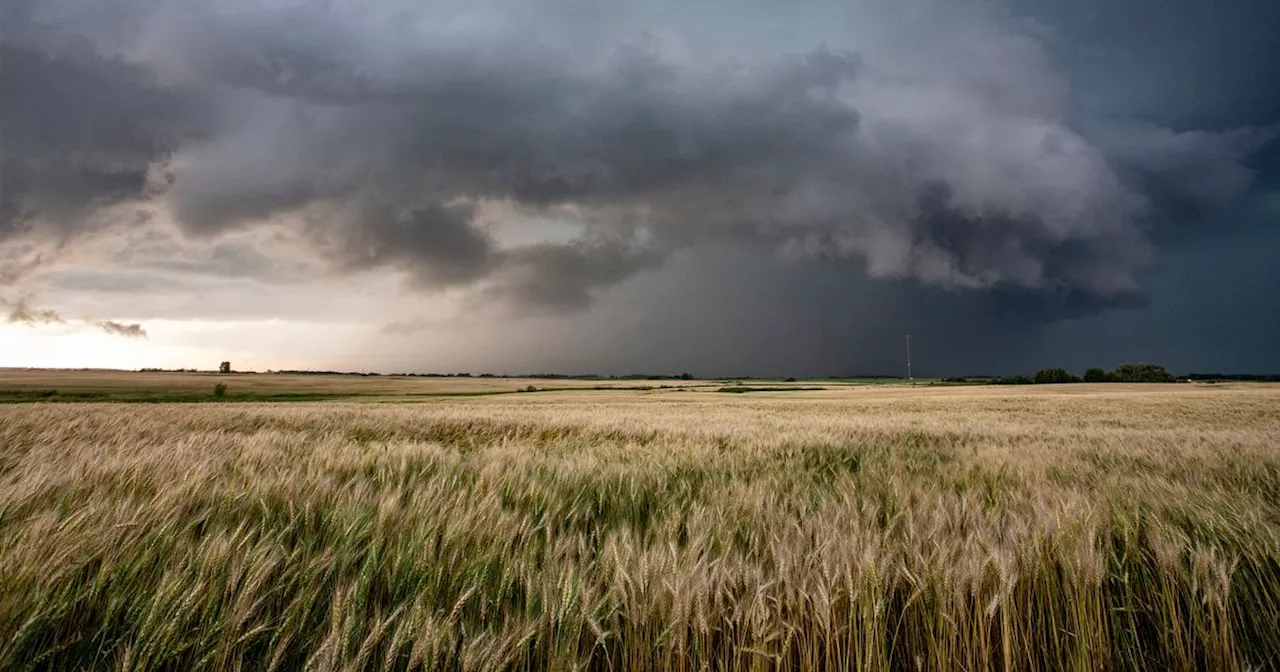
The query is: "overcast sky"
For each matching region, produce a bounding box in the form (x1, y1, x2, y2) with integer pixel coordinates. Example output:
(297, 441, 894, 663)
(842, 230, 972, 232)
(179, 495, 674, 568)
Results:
(2, 0, 1277, 376)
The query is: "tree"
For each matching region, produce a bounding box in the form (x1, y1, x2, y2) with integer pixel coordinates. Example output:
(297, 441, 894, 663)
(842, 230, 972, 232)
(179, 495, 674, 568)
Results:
(1112, 363, 1174, 383)
(219, 361, 231, 374)
(1033, 368, 1077, 384)
(1083, 368, 1111, 383)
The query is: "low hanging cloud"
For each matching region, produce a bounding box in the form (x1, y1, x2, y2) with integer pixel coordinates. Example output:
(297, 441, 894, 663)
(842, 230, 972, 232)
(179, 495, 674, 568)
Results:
(1, 297, 147, 338)
(94, 320, 149, 339)
(1, 297, 65, 325)
(1, 0, 1274, 321)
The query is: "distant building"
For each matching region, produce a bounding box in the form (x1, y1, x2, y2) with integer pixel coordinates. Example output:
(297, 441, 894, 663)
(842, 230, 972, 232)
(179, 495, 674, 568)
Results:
(219, 361, 232, 374)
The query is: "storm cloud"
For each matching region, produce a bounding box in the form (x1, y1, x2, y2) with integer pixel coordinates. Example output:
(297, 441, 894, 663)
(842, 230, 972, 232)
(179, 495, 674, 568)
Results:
(2, 0, 1277, 371)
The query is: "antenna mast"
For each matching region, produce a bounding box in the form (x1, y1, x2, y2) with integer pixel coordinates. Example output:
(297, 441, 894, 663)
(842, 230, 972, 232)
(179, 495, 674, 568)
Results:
(906, 334, 913, 381)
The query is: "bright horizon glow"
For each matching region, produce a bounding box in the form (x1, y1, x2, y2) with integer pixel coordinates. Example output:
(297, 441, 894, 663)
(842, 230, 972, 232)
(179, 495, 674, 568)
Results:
(0, 322, 199, 370)
(0, 319, 376, 371)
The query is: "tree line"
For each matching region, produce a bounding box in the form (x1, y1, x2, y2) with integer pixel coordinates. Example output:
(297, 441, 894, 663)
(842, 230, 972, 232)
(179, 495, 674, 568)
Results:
(993, 363, 1176, 385)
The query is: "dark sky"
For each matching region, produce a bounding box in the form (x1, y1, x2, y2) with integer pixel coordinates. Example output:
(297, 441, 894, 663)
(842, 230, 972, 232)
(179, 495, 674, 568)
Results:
(1024, 0, 1280, 376)
(1, 0, 1277, 375)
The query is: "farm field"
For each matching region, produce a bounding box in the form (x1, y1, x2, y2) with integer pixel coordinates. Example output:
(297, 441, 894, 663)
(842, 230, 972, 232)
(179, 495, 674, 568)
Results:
(0, 368, 723, 402)
(2, 377, 1279, 670)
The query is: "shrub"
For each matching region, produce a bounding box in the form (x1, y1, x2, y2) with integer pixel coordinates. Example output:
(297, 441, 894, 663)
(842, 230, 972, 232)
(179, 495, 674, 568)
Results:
(995, 375, 1033, 385)
(213, 383, 227, 397)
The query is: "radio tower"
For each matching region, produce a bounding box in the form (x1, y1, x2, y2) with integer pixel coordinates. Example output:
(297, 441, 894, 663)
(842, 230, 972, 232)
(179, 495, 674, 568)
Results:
(906, 334, 913, 381)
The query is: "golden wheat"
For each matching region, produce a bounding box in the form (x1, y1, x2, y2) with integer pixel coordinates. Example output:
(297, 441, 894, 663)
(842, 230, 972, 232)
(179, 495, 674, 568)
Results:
(2, 384, 1278, 670)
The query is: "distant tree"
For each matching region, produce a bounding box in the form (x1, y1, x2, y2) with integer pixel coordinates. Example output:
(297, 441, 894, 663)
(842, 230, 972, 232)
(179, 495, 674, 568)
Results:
(1083, 368, 1111, 383)
(679, 372, 694, 380)
(1033, 368, 1077, 384)
(995, 375, 1033, 385)
(1187, 373, 1280, 382)
(1112, 363, 1175, 383)
(219, 361, 231, 374)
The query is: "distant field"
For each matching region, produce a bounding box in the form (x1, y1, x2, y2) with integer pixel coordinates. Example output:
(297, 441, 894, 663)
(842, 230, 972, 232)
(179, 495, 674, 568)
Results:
(0, 368, 723, 402)
(2, 379, 1279, 669)
(0, 368, 935, 403)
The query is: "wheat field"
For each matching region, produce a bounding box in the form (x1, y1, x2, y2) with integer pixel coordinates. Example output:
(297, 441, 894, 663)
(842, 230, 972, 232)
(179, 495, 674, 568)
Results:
(2, 383, 1279, 670)
(0, 368, 716, 399)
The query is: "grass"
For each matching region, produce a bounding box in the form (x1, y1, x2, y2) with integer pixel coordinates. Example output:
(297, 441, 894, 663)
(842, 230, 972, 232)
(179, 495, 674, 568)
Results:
(0, 389, 536, 404)
(2, 383, 1279, 670)
(0, 389, 363, 403)
(716, 386, 828, 393)
(0, 386, 699, 404)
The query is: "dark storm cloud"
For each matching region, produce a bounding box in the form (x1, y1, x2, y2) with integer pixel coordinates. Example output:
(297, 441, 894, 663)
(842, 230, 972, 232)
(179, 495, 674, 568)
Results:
(94, 320, 147, 338)
(1081, 120, 1279, 243)
(1, 0, 1273, 319)
(0, 5, 209, 254)
(1021, 0, 1280, 127)
(484, 237, 667, 313)
(379, 244, 1052, 377)
(326, 202, 495, 287)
